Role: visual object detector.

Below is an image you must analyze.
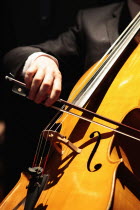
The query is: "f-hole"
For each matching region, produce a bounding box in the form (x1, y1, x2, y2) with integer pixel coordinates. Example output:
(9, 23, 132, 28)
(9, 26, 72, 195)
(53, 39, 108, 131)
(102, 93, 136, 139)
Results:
(87, 131, 102, 172)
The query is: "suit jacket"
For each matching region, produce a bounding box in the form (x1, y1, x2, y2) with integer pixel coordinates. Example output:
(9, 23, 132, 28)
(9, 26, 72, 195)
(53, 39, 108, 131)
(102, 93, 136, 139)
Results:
(2, 1, 133, 169)
(4, 1, 131, 94)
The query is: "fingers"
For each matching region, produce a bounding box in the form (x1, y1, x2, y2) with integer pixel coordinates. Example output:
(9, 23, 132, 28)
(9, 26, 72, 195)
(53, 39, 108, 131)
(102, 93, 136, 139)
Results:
(24, 63, 37, 89)
(24, 56, 62, 106)
(44, 71, 62, 106)
(33, 72, 53, 104)
(28, 66, 46, 101)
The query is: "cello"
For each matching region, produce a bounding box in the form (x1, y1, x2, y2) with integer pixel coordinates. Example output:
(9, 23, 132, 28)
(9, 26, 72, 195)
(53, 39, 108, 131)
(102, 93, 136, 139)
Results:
(1, 11, 140, 210)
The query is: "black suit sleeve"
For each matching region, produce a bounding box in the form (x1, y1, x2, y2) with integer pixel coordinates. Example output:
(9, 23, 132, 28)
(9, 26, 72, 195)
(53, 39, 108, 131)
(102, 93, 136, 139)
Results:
(3, 10, 85, 82)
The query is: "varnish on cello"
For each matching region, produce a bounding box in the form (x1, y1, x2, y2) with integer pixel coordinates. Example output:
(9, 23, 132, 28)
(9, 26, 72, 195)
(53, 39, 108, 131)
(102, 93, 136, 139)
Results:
(1, 12, 140, 210)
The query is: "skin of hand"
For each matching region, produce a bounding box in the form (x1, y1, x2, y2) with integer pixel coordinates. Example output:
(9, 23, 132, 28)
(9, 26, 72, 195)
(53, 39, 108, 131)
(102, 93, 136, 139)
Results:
(24, 56, 62, 107)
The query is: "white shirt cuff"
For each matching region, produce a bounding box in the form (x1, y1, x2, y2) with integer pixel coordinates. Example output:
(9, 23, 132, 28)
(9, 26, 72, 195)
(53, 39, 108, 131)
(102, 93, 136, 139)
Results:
(22, 52, 59, 76)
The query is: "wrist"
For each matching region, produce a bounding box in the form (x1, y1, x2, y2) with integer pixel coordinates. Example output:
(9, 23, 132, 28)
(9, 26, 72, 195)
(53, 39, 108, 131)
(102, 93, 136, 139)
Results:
(22, 52, 59, 76)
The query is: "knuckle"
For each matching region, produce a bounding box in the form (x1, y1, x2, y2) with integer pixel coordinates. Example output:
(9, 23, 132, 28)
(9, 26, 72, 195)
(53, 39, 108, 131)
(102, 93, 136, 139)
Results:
(33, 77, 42, 85)
(54, 72, 62, 82)
(27, 65, 36, 73)
(42, 82, 50, 89)
(25, 70, 33, 77)
(56, 71, 62, 77)
(55, 88, 61, 95)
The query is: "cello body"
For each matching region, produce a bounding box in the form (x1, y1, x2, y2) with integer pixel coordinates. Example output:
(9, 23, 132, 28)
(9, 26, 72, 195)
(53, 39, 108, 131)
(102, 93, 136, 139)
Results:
(1, 20, 140, 210)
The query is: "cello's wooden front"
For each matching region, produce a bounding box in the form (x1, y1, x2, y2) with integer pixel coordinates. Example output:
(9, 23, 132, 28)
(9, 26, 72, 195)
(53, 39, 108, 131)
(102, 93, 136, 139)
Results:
(1, 12, 140, 209)
(1, 43, 140, 210)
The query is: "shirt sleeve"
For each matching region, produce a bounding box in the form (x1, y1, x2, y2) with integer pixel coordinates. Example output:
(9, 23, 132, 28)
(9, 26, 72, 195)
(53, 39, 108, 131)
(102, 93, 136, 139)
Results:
(22, 52, 59, 76)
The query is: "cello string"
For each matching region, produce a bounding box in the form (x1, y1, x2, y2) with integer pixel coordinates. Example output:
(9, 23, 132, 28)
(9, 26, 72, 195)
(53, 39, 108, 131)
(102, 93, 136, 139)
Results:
(69, 13, 140, 104)
(5, 13, 140, 110)
(58, 99, 140, 133)
(38, 115, 78, 206)
(33, 104, 70, 168)
(69, 13, 140, 107)
(40, 104, 69, 156)
(29, 13, 140, 207)
(41, 109, 72, 170)
(4, 76, 66, 168)
(5, 13, 140, 168)
(38, 13, 140, 203)
(51, 104, 140, 142)
(33, 95, 140, 169)
(5, 12, 140, 132)
(5, 76, 140, 161)
(32, 110, 62, 167)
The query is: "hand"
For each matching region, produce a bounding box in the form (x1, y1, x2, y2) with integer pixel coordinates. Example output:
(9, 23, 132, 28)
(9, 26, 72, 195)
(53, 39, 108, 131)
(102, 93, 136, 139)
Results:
(24, 56, 62, 106)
